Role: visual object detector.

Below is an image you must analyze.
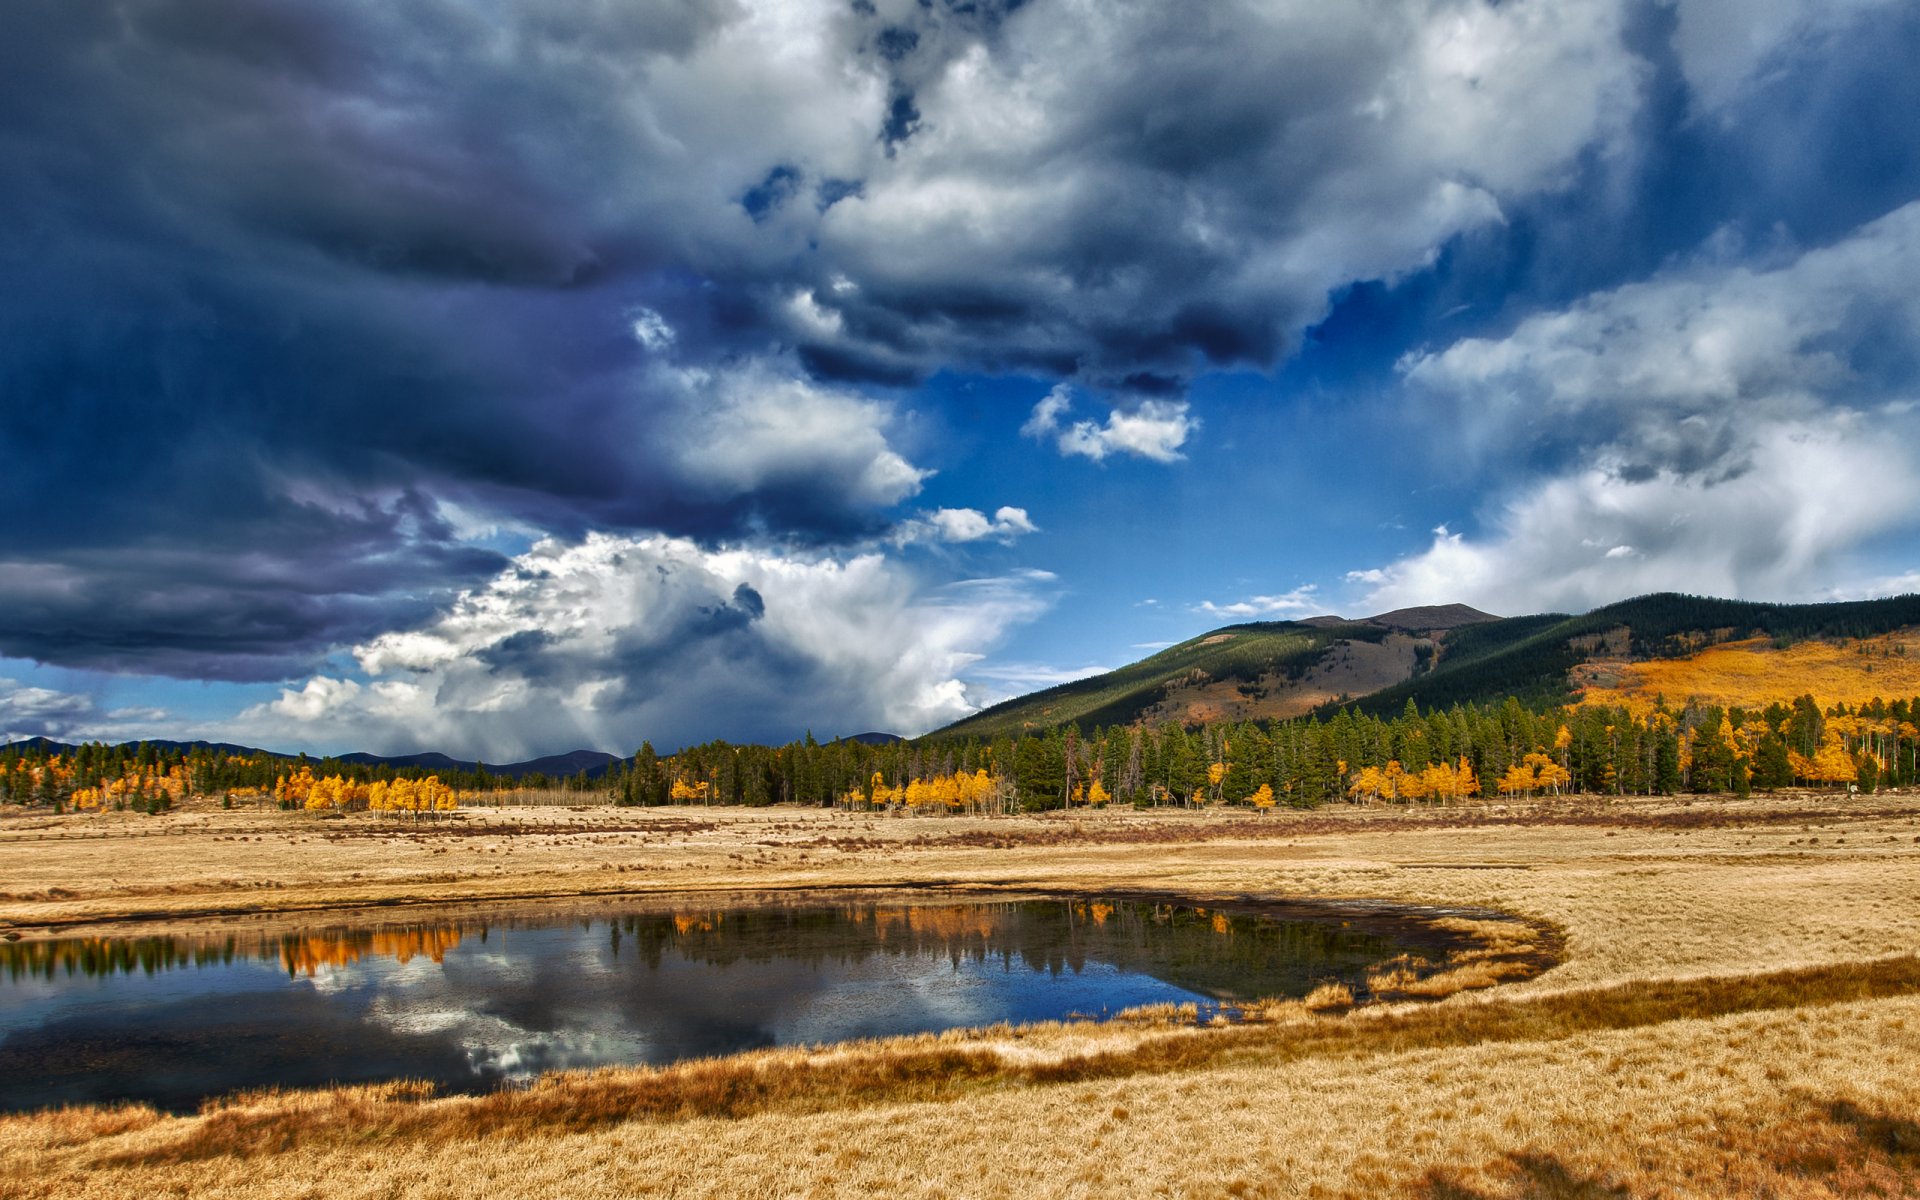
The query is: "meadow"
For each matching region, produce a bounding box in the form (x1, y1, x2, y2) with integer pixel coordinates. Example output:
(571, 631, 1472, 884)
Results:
(3, 792, 1919, 1197)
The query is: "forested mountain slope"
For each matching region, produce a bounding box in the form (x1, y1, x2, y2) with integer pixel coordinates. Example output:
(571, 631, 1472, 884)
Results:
(939, 593, 1920, 738)
(936, 606, 1500, 738)
(1342, 592, 1920, 715)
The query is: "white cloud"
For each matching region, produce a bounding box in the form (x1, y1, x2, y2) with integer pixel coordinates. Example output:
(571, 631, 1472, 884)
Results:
(266, 676, 367, 722)
(239, 534, 1055, 757)
(1022, 386, 1194, 463)
(0, 679, 173, 744)
(628, 308, 675, 351)
(657, 356, 928, 511)
(1825, 572, 1920, 602)
(1195, 586, 1323, 620)
(1353, 417, 1920, 614)
(960, 661, 1113, 709)
(893, 506, 1038, 546)
(1667, 0, 1902, 115)
(1403, 201, 1920, 481)
(1020, 387, 1074, 441)
(1369, 203, 1920, 614)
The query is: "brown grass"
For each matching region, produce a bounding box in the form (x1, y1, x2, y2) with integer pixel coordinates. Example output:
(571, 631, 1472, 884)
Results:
(1409, 1092, 1920, 1200)
(5, 793, 1920, 1196)
(42, 953, 1920, 1172)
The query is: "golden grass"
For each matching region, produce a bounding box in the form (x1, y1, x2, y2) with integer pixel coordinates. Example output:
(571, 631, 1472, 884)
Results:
(5, 793, 1920, 1196)
(26, 953, 1899, 1173)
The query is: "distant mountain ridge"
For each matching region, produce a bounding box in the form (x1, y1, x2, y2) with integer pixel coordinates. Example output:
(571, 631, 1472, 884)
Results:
(0, 737, 624, 780)
(934, 592, 1920, 737)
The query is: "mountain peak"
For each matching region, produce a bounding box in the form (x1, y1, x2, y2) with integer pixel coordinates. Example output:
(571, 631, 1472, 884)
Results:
(1364, 603, 1501, 631)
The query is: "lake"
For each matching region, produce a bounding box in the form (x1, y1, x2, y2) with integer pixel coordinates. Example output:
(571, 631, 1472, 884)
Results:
(0, 893, 1458, 1112)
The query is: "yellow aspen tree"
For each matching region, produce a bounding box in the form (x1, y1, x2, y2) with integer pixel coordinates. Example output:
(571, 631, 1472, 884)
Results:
(1455, 755, 1480, 799)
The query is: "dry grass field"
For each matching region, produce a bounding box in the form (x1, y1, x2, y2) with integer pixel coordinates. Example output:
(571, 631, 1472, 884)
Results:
(3, 792, 1920, 1198)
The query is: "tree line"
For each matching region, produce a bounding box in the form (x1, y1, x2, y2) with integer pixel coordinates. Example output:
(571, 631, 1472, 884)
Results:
(6, 689, 1914, 815)
(611, 692, 1914, 811)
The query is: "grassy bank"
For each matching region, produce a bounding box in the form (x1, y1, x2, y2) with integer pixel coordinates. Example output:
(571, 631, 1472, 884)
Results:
(3, 793, 1919, 1197)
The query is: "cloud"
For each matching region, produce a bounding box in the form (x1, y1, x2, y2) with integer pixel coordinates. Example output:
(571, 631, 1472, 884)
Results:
(0, 0, 1657, 685)
(11, 0, 1907, 701)
(0, 494, 508, 680)
(0, 679, 170, 744)
(237, 533, 1056, 757)
(653, 356, 930, 527)
(1403, 201, 1920, 484)
(628, 308, 676, 351)
(892, 507, 1038, 546)
(1361, 202, 1920, 614)
(1355, 417, 1920, 614)
(1667, 0, 1904, 115)
(807, 0, 1644, 383)
(0, 680, 100, 743)
(959, 661, 1113, 708)
(1022, 386, 1194, 463)
(1195, 587, 1323, 620)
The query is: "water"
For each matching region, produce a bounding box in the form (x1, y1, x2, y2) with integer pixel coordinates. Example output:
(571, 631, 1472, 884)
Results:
(0, 894, 1443, 1112)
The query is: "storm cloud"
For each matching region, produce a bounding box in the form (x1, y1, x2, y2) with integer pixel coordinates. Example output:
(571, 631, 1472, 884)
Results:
(0, 0, 1649, 680)
(3, 1, 1918, 752)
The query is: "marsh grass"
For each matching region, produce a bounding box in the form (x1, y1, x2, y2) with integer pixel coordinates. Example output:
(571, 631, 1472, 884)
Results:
(92, 953, 1920, 1168)
(7, 795, 1920, 1196)
(1406, 1093, 1920, 1199)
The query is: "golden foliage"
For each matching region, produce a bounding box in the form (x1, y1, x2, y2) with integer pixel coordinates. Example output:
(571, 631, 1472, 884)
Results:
(1580, 632, 1920, 713)
(848, 769, 1002, 813)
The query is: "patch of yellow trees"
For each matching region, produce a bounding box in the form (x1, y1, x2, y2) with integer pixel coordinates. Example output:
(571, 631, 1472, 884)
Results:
(274, 767, 459, 815)
(842, 769, 1006, 813)
(67, 764, 191, 811)
(1347, 756, 1484, 802)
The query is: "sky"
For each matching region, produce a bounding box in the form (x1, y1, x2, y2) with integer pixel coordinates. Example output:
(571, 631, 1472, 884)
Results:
(4, 0, 1920, 758)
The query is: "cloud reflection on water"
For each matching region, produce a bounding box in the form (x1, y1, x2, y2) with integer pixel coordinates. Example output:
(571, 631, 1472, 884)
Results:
(0, 897, 1409, 1111)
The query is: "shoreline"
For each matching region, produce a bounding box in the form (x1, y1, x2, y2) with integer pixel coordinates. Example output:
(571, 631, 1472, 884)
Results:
(3, 793, 1918, 1196)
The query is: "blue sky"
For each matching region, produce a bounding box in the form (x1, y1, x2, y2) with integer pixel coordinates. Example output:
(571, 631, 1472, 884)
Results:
(4, 0, 1920, 757)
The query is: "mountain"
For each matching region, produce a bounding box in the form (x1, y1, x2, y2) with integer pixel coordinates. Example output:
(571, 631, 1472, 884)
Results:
(0, 738, 623, 780)
(1367, 604, 1502, 632)
(333, 748, 622, 778)
(1, 736, 283, 758)
(932, 592, 1920, 738)
(934, 605, 1503, 739)
(1345, 591, 1920, 716)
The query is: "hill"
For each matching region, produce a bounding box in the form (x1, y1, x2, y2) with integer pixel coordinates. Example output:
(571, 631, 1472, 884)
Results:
(934, 593, 1920, 738)
(935, 605, 1503, 739)
(0, 738, 622, 780)
(1344, 592, 1920, 716)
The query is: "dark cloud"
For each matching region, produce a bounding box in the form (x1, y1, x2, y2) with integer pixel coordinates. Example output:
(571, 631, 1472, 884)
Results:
(4, 0, 1914, 686)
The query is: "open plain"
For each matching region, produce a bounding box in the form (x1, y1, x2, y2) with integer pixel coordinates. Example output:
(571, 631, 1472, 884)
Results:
(3, 793, 1920, 1198)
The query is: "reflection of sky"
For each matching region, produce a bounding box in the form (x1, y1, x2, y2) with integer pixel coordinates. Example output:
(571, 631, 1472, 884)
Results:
(0, 901, 1395, 1112)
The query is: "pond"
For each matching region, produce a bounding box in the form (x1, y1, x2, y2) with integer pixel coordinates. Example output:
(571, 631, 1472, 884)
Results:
(0, 893, 1470, 1112)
